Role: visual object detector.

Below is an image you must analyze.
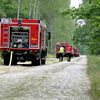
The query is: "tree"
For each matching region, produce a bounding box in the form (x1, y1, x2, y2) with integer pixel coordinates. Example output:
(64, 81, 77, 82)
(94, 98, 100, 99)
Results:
(68, 0, 100, 55)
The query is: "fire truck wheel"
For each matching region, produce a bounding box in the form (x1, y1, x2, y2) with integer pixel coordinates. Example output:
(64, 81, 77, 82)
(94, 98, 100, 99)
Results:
(31, 60, 35, 66)
(11, 55, 17, 65)
(36, 59, 41, 65)
(4, 59, 10, 65)
(11, 59, 17, 65)
(31, 59, 40, 66)
(41, 59, 45, 65)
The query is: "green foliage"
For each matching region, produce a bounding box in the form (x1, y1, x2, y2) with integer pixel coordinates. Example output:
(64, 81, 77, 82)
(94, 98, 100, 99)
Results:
(0, 0, 17, 18)
(87, 55, 100, 100)
(70, 0, 100, 55)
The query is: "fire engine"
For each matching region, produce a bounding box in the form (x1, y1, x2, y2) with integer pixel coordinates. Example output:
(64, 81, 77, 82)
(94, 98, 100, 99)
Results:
(73, 48, 80, 57)
(56, 42, 80, 58)
(0, 18, 51, 65)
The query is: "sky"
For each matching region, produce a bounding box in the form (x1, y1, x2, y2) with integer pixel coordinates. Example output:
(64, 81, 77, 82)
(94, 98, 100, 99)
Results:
(70, 0, 82, 8)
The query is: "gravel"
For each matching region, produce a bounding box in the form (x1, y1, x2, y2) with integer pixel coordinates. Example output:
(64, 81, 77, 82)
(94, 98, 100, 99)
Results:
(0, 55, 91, 100)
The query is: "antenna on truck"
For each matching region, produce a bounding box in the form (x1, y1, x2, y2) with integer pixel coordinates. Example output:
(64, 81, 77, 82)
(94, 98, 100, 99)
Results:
(17, 0, 20, 19)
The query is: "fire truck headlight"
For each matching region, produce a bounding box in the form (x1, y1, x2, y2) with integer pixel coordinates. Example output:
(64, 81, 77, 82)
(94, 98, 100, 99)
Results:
(14, 44, 17, 47)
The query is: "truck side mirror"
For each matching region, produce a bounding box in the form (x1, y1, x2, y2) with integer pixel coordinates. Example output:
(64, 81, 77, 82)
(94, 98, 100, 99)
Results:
(48, 32, 51, 40)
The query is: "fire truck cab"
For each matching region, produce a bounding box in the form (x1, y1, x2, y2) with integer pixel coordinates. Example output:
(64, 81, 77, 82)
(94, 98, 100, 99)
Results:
(0, 18, 51, 65)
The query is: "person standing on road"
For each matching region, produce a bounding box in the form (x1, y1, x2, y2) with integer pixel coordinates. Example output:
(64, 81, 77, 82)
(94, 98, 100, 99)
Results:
(59, 46, 64, 61)
(66, 44, 72, 61)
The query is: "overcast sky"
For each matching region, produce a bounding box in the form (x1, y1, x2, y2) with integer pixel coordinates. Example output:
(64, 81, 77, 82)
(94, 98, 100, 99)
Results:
(70, 0, 82, 8)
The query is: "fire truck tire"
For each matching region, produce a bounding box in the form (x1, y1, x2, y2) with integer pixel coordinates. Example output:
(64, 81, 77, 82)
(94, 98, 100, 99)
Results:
(41, 59, 45, 65)
(36, 59, 41, 65)
(4, 58, 10, 65)
(31, 59, 41, 66)
(31, 59, 35, 66)
(11, 59, 17, 65)
(11, 54, 17, 65)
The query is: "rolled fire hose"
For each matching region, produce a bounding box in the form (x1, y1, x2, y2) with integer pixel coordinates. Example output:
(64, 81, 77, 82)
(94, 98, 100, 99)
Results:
(9, 51, 13, 66)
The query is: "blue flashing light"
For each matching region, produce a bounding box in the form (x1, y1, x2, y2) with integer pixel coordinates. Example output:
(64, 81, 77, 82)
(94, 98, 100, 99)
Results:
(18, 19, 21, 24)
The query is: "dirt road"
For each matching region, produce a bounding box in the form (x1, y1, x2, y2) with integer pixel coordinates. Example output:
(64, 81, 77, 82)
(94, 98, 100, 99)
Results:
(0, 56, 91, 100)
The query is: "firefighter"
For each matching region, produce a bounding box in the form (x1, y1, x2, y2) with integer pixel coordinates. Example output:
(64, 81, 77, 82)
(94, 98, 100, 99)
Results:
(59, 46, 64, 61)
(66, 44, 72, 61)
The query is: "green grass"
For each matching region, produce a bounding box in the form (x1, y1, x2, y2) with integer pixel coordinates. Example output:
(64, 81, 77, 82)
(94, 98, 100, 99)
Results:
(0, 52, 3, 64)
(87, 55, 100, 100)
(0, 57, 3, 64)
(47, 53, 55, 58)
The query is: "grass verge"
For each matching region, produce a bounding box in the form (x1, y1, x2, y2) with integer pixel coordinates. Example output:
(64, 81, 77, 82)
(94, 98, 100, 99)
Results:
(47, 53, 55, 58)
(87, 55, 100, 100)
(0, 57, 3, 64)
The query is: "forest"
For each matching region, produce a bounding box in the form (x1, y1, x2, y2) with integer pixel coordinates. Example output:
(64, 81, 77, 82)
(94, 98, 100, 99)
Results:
(71, 0, 100, 55)
(0, 0, 100, 55)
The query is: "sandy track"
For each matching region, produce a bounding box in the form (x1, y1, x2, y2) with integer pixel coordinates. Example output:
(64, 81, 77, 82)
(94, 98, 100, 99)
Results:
(0, 56, 91, 100)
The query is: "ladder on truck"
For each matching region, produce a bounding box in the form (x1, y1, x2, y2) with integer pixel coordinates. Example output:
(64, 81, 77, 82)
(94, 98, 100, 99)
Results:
(2, 24, 9, 48)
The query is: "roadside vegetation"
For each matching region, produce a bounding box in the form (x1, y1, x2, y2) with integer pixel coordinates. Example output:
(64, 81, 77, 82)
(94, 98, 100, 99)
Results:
(0, 52, 3, 64)
(0, 57, 3, 64)
(63, 0, 100, 55)
(47, 54, 55, 58)
(87, 55, 100, 100)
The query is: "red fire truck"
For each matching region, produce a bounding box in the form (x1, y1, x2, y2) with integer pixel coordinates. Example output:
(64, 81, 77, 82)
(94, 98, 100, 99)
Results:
(0, 18, 51, 65)
(73, 48, 80, 57)
(56, 42, 80, 59)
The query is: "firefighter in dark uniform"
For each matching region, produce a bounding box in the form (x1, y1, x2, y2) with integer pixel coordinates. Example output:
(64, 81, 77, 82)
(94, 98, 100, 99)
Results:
(66, 44, 72, 61)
